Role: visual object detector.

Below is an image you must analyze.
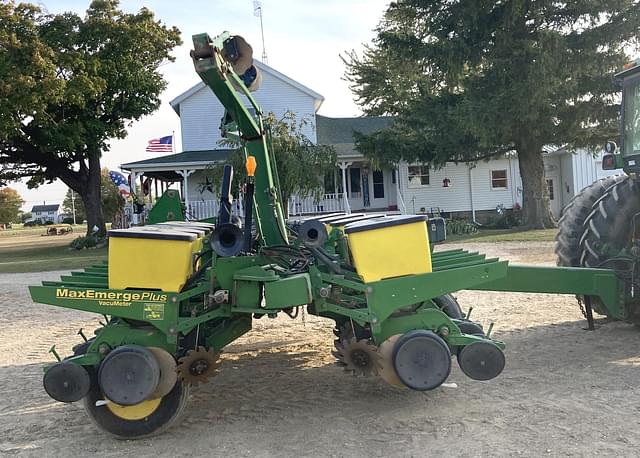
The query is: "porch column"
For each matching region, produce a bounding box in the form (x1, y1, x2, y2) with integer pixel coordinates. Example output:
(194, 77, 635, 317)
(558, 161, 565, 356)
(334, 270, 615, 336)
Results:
(338, 161, 352, 214)
(130, 171, 139, 225)
(177, 169, 195, 219)
(395, 165, 407, 214)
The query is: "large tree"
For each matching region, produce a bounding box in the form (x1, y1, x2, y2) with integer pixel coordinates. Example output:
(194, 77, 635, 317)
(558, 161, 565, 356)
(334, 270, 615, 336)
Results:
(0, 1, 181, 235)
(206, 111, 336, 216)
(0, 187, 25, 224)
(344, 0, 640, 228)
(62, 168, 125, 223)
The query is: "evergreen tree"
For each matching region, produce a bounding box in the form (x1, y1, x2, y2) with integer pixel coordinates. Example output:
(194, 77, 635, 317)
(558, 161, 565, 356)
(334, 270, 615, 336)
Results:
(344, 0, 640, 228)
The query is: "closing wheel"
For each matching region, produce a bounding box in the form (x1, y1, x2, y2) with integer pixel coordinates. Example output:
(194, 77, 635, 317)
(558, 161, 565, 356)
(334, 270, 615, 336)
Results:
(457, 341, 505, 381)
(392, 330, 451, 391)
(83, 380, 190, 439)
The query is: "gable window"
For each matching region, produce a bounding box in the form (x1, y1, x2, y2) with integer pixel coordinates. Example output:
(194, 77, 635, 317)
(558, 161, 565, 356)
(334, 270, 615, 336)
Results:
(408, 165, 430, 188)
(491, 170, 508, 189)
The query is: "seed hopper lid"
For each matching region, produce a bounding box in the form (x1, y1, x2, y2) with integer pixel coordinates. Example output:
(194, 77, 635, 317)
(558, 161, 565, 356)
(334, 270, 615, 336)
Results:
(109, 227, 197, 241)
(343, 214, 427, 234)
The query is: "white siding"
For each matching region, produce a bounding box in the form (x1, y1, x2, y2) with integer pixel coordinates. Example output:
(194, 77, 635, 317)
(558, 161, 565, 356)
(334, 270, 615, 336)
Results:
(560, 152, 574, 208)
(179, 73, 318, 152)
(398, 158, 518, 214)
(571, 149, 623, 193)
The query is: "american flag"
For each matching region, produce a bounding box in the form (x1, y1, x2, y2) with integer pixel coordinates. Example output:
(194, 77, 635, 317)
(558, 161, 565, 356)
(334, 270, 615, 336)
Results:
(109, 171, 131, 196)
(146, 135, 173, 152)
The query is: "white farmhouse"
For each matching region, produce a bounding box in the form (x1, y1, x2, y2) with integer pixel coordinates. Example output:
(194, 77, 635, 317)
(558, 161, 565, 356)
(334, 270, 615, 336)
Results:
(122, 61, 621, 222)
(31, 204, 61, 223)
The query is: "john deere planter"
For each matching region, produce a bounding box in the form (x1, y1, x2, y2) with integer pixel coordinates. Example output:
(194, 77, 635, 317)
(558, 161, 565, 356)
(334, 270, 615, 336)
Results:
(29, 32, 638, 438)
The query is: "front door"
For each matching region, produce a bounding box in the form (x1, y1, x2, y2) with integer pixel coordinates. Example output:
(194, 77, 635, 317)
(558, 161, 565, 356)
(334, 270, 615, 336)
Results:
(370, 169, 388, 209)
(546, 176, 561, 219)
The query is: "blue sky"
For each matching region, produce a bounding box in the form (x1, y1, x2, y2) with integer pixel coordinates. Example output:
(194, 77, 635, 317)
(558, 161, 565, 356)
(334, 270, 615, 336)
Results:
(14, 0, 390, 209)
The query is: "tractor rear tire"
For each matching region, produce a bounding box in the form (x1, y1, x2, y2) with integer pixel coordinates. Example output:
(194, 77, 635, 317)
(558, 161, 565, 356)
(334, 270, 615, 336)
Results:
(555, 175, 624, 315)
(579, 176, 640, 323)
(555, 175, 624, 268)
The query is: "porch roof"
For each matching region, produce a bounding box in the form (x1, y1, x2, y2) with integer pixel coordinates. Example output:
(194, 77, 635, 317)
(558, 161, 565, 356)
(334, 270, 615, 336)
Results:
(121, 149, 233, 172)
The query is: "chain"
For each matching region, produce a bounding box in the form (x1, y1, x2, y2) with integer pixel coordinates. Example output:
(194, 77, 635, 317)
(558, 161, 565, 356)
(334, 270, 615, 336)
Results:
(576, 295, 587, 319)
(301, 306, 306, 327)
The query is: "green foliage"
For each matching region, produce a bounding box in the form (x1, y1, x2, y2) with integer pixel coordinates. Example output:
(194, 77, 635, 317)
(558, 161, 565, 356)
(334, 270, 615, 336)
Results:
(205, 111, 336, 210)
(344, 1, 640, 227)
(70, 234, 106, 250)
(445, 219, 479, 235)
(0, 187, 25, 224)
(0, 1, 181, 235)
(63, 168, 125, 222)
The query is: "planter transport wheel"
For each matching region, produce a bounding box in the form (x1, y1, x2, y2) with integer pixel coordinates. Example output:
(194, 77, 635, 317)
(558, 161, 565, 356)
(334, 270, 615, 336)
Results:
(84, 380, 190, 439)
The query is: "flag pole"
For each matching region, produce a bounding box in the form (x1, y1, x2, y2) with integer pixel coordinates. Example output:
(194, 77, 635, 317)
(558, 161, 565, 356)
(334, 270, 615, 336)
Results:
(172, 130, 176, 154)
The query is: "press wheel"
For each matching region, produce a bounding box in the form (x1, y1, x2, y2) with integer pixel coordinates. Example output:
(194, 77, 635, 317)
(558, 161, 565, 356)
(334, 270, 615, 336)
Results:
(83, 380, 189, 439)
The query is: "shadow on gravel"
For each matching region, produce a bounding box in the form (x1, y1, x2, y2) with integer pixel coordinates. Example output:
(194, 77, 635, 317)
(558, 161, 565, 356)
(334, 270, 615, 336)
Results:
(2, 317, 640, 456)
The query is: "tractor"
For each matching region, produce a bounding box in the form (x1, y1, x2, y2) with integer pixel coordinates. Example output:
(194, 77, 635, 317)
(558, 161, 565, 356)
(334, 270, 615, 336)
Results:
(28, 32, 638, 439)
(556, 59, 640, 324)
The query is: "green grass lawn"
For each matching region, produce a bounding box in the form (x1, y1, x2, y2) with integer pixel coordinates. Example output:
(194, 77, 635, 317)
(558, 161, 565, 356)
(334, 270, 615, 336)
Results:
(0, 236, 107, 273)
(0, 224, 557, 274)
(444, 227, 558, 243)
(0, 224, 88, 238)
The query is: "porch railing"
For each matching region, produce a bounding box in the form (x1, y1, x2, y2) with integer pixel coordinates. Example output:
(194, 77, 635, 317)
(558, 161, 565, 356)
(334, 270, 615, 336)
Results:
(143, 194, 344, 223)
(288, 193, 345, 216)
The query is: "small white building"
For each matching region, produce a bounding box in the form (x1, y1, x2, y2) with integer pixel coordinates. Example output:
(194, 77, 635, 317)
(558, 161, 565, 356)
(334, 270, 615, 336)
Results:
(31, 204, 61, 223)
(122, 61, 621, 222)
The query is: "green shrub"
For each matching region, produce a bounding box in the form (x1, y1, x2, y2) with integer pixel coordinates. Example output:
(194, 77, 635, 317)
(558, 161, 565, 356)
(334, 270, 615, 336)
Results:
(446, 218, 479, 235)
(70, 235, 106, 250)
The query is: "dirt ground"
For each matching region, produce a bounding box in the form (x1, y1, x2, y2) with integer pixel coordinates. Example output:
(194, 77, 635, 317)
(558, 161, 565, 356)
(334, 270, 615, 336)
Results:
(1, 241, 640, 457)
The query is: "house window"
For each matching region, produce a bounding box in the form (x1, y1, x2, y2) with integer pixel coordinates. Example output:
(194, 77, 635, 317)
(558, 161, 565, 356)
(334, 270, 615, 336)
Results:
(349, 168, 361, 197)
(546, 179, 555, 200)
(373, 170, 385, 198)
(491, 170, 508, 189)
(323, 170, 336, 194)
(408, 165, 430, 187)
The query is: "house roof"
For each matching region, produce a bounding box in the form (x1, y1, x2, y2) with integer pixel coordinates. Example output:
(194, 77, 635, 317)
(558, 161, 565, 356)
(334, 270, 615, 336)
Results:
(316, 115, 393, 145)
(32, 204, 59, 213)
(121, 150, 233, 171)
(169, 60, 325, 115)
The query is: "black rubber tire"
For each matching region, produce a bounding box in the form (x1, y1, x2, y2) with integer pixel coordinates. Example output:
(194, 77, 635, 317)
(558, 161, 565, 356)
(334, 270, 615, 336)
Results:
(580, 176, 640, 323)
(457, 321, 484, 336)
(555, 175, 624, 315)
(555, 175, 624, 268)
(392, 330, 451, 391)
(84, 380, 190, 439)
(433, 294, 463, 319)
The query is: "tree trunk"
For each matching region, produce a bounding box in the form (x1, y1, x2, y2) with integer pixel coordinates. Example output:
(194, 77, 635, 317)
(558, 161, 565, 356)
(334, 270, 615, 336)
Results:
(82, 152, 106, 236)
(516, 146, 556, 229)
